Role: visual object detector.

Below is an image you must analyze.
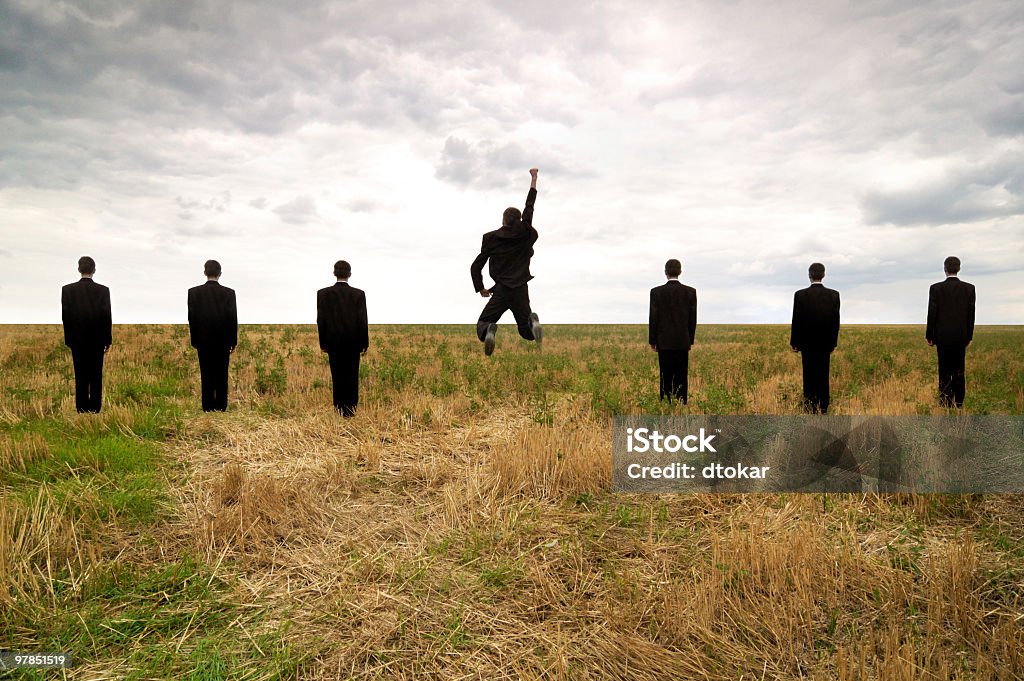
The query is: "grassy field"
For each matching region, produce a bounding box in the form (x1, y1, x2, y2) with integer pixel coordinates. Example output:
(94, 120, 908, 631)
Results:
(1, 323, 1023, 680)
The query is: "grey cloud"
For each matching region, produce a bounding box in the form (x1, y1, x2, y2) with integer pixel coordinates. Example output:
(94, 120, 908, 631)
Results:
(998, 71, 1024, 96)
(172, 223, 233, 238)
(639, 1, 1024, 158)
(641, 64, 750, 106)
(719, 256, 912, 290)
(0, 44, 26, 71)
(1, 0, 1022, 323)
(174, 191, 230, 222)
(435, 136, 579, 190)
(0, 0, 556, 193)
(862, 156, 1024, 226)
(977, 96, 1024, 137)
(795, 236, 831, 255)
(346, 199, 382, 213)
(0, 3, 409, 135)
(273, 196, 318, 224)
(175, 191, 231, 213)
(487, 0, 616, 54)
(0, 114, 199, 193)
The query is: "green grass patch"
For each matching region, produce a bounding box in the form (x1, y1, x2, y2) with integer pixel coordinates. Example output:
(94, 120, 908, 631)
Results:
(3, 556, 310, 680)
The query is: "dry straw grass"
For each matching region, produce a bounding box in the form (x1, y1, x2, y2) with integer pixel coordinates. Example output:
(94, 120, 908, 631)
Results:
(0, 431, 50, 473)
(491, 425, 608, 498)
(2, 324, 1023, 678)
(167, 409, 1023, 679)
(0, 490, 92, 606)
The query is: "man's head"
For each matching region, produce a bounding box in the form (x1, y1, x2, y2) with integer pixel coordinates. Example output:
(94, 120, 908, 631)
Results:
(502, 207, 522, 227)
(944, 256, 961, 275)
(808, 262, 825, 282)
(77, 256, 96, 275)
(334, 260, 351, 280)
(665, 259, 682, 279)
(204, 259, 222, 278)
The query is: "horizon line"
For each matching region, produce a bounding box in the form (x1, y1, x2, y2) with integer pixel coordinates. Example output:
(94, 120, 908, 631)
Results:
(3, 322, 1022, 328)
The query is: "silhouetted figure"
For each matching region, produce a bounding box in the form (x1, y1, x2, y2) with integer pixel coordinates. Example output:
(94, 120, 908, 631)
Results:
(317, 260, 369, 417)
(187, 260, 238, 412)
(470, 168, 543, 355)
(649, 259, 697, 403)
(790, 262, 841, 414)
(926, 256, 975, 408)
(61, 256, 112, 413)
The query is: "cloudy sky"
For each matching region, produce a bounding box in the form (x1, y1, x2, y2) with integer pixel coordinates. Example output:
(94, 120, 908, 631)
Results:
(2, 0, 1022, 324)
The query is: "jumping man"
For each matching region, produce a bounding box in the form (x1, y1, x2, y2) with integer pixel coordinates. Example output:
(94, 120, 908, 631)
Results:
(470, 168, 543, 355)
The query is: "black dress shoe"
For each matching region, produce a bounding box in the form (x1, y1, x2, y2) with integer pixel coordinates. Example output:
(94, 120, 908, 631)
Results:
(529, 313, 542, 347)
(484, 323, 497, 356)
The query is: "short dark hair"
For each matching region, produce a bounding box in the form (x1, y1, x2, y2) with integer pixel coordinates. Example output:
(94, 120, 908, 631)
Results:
(944, 256, 961, 274)
(77, 256, 96, 274)
(808, 262, 825, 281)
(502, 207, 521, 227)
(665, 259, 682, 278)
(204, 259, 222, 277)
(334, 260, 351, 278)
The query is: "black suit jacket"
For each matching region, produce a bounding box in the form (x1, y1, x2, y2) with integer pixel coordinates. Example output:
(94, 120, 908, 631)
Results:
(926, 277, 975, 346)
(470, 187, 538, 292)
(188, 281, 238, 350)
(649, 280, 698, 351)
(317, 282, 369, 353)
(61, 278, 112, 349)
(790, 283, 840, 352)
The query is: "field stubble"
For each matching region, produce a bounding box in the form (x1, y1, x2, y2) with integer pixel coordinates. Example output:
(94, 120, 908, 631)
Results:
(1, 323, 1023, 679)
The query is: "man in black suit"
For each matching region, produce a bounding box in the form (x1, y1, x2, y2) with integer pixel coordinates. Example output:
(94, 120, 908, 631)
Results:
(790, 262, 841, 414)
(926, 256, 975, 408)
(470, 168, 543, 356)
(61, 256, 112, 413)
(649, 259, 698, 403)
(187, 260, 238, 412)
(317, 260, 369, 417)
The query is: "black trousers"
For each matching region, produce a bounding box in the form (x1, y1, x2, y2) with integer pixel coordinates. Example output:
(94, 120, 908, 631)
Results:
(328, 351, 361, 416)
(197, 347, 231, 412)
(71, 345, 105, 413)
(658, 349, 689, 403)
(936, 344, 967, 408)
(475, 283, 535, 342)
(800, 349, 832, 414)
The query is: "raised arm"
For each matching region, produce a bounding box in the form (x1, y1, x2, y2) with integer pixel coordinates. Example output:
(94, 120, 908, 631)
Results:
(522, 168, 538, 229)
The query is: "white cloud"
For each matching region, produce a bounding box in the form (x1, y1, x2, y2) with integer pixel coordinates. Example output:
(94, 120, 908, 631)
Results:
(0, 0, 1021, 323)
(272, 196, 318, 225)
